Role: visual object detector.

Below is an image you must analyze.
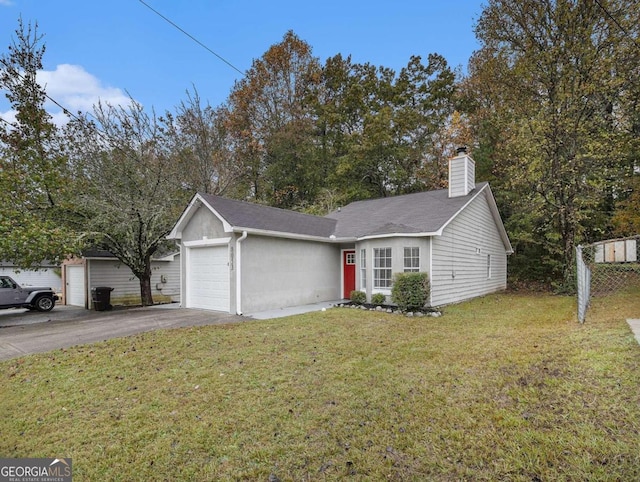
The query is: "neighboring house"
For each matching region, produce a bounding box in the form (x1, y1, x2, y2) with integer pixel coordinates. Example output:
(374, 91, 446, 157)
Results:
(0, 261, 62, 293)
(168, 150, 513, 314)
(62, 250, 180, 309)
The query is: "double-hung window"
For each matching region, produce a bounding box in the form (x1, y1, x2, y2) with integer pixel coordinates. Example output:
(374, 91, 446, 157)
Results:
(360, 249, 367, 290)
(373, 247, 392, 289)
(403, 247, 420, 272)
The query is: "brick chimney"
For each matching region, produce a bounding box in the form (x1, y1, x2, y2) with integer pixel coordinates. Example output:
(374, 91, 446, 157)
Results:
(448, 147, 475, 198)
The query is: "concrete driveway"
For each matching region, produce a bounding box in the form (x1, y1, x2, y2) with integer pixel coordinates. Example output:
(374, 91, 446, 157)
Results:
(0, 304, 244, 361)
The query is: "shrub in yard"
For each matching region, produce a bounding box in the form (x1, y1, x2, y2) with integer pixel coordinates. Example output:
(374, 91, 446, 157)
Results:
(391, 272, 430, 311)
(371, 293, 386, 305)
(350, 290, 366, 305)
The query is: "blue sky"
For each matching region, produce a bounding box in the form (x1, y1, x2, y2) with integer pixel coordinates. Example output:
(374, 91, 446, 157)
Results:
(0, 0, 484, 123)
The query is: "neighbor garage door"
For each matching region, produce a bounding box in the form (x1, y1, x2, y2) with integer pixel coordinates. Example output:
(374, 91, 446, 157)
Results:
(66, 265, 85, 307)
(0, 267, 62, 292)
(186, 245, 230, 312)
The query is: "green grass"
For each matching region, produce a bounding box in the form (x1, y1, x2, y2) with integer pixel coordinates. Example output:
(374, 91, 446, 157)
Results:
(2, 291, 640, 481)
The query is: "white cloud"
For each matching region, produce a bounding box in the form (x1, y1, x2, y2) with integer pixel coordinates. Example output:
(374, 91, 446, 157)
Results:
(0, 109, 17, 125)
(1, 107, 69, 128)
(38, 64, 132, 116)
(1, 64, 131, 127)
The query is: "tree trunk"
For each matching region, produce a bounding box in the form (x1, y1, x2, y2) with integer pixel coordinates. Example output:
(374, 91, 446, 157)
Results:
(139, 261, 154, 307)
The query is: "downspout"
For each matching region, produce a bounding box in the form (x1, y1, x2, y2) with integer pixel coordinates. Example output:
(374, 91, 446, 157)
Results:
(235, 231, 248, 315)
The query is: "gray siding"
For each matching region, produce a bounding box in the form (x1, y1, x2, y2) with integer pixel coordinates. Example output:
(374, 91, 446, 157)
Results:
(449, 156, 475, 197)
(356, 237, 430, 303)
(87, 258, 180, 307)
(431, 191, 507, 306)
(240, 235, 341, 313)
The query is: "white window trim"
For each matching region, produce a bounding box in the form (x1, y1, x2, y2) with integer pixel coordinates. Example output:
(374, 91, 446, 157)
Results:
(360, 248, 367, 291)
(373, 247, 393, 291)
(346, 252, 356, 265)
(372, 288, 392, 296)
(403, 246, 420, 272)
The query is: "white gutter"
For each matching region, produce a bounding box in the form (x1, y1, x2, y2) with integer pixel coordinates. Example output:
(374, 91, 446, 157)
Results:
(235, 231, 248, 315)
(232, 226, 349, 243)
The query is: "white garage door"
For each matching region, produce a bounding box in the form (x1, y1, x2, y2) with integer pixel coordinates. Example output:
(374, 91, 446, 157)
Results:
(0, 268, 62, 292)
(66, 265, 86, 307)
(186, 245, 230, 312)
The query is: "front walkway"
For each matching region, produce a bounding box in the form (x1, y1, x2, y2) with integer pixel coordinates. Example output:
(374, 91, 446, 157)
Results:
(627, 319, 640, 345)
(246, 300, 345, 320)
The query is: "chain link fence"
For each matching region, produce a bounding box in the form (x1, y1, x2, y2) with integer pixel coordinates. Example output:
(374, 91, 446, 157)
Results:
(576, 235, 640, 323)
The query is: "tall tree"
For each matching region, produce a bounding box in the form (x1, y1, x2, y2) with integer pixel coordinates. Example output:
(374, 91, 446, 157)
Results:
(317, 54, 458, 202)
(466, 0, 640, 285)
(69, 101, 188, 306)
(227, 30, 323, 208)
(0, 19, 78, 267)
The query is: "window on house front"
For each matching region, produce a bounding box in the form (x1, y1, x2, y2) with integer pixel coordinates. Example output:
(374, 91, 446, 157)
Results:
(360, 249, 367, 290)
(487, 254, 492, 279)
(404, 247, 420, 272)
(374, 247, 392, 289)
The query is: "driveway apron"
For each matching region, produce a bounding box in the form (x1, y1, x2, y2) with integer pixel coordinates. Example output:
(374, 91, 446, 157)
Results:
(0, 305, 244, 361)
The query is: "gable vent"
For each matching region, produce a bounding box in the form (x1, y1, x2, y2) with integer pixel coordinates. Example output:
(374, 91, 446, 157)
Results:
(448, 149, 475, 198)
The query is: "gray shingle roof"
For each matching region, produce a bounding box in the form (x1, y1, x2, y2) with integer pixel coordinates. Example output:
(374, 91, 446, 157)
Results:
(199, 183, 487, 240)
(325, 183, 488, 238)
(199, 193, 337, 238)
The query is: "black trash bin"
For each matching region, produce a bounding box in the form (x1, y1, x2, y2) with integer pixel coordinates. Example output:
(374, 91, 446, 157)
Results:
(91, 286, 114, 311)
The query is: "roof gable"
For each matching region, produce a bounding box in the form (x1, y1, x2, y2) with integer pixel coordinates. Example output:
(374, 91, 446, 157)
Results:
(325, 183, 490, 238)
(198, 193, 337, 238)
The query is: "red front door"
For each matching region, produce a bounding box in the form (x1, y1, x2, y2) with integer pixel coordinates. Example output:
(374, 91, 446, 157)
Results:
(343, 250, 356, 299)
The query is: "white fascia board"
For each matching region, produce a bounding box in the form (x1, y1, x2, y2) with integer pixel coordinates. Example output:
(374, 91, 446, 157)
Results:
(167, 194, 201, 239)
(232, 227, 352, 243)
(483, 185, 514, 254)
(356, 232, 437, 242)
(167, 193, 234, 239)
(435, 183, 513, 254)
(436, 183, 487, 235)
(197, 195, 234, 233)
(153, 252, 179, 262)
(85, 253, 179, 262)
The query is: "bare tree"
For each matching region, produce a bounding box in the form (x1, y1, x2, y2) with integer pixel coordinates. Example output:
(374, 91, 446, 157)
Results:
(166, 89, 243, 196)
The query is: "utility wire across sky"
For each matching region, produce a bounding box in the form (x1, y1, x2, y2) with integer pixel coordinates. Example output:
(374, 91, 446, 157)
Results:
(138, 0, 246, 77)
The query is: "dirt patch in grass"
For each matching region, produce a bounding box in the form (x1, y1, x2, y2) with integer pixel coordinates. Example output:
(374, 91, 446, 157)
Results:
(2, 291, 640, 480)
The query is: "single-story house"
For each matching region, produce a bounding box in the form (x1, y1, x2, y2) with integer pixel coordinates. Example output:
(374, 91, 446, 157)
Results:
(0, 261, 62, 293)
(62, 250, 180, 309)
(168, 150, 513, 314)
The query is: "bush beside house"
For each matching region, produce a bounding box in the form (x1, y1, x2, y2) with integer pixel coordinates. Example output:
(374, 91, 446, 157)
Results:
(391, 272, 430, 311)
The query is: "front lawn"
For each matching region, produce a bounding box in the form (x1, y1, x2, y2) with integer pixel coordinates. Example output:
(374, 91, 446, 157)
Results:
(2, 291, 639, 480)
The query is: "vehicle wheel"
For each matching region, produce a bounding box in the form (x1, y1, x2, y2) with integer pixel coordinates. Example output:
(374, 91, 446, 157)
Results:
(34, 296, 55, 312)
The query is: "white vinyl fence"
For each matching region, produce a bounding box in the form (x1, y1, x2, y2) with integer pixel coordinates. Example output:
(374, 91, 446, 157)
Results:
(576, 235, 640, 323)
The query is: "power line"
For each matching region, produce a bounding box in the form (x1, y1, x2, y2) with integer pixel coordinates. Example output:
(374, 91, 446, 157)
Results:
(593, 0, 640, 49)
(0, 57, 84, 126)
(0, 57, 147, 169)
(138, 0, 245, 76)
